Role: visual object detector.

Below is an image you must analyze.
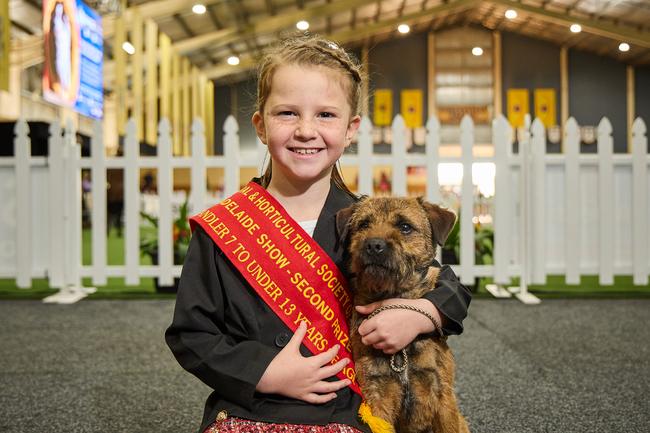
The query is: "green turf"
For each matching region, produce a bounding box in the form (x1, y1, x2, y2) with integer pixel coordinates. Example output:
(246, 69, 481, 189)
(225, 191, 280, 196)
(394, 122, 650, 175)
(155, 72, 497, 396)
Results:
(473, 275, 650, 298)
(0, 229, 168, 300)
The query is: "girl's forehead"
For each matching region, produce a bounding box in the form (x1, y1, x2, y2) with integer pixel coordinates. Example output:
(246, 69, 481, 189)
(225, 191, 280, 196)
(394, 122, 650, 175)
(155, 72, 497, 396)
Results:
(271, 64, 348, 91)
(263, 64, 352, 112)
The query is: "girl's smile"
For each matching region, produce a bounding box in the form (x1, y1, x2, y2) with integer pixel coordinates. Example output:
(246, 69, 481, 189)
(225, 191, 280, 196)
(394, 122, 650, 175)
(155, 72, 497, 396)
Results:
(290, 148, 322, 155)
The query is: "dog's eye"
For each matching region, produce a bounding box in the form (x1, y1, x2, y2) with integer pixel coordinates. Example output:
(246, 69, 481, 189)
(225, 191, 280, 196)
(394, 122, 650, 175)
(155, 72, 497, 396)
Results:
(357, 219, 370, 230)
(398, 222, 413, 234)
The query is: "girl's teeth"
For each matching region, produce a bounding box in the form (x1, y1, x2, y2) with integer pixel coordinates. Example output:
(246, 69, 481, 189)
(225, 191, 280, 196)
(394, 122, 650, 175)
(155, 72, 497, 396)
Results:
(295, 148, 318, 154)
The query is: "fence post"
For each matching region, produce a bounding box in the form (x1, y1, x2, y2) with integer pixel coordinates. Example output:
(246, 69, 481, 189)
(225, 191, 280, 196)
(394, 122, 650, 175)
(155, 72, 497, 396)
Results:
(459, 115, 474, 285)
(223, 115, 239, 197)
(47, 122, 64, 289)
(391, 115, 407, 196)
(564, 117, 581, 285)
(513, 114, 540, 303)
(530, 118, 547, 285)
(492, 114, 511, 288)
(631, 117, 648, 286)
(597, 117, 614, 285)
(43, 119, 93, 304)
(190, 118, 207, 214)
(64, 118, 82, 289)
(157, 118, 174, 286)
(91, 120, 107, 286)
(123, 118, 140, 285)
(14, 119, 31, 288)
(425, 116, 441, 204)
(357, 116, 373, 196)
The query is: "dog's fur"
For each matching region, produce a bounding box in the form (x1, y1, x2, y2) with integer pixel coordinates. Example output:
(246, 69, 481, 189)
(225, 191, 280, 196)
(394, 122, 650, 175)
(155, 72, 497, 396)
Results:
(336, 196, 469, 433)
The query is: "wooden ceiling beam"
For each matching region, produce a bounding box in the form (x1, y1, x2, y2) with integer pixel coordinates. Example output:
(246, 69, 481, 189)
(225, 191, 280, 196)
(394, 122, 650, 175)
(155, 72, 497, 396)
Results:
(205, 0, 480, 80)
(329, 0, 479, 46)
(10, 20, 35, 36)
(489, 0, 650, 49)
(102, 0, 226, 37)
(172, 0, 381, 55)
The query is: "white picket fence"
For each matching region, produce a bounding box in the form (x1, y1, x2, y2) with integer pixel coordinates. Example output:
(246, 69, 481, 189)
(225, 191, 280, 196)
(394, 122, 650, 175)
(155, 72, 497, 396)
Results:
(0, 113, 648, 304)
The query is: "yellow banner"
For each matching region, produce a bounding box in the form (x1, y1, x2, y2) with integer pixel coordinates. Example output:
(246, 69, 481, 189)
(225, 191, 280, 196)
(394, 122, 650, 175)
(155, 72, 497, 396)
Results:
(0, 0, 9, 91)
(507, 89, 529, 128)
(534, 88, 557, 127)
(401, 89, 423, 129)
(373, 89, 392, 126)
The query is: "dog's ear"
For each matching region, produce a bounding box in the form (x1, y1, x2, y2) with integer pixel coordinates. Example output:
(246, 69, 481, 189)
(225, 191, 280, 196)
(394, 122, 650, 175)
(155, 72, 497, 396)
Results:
(417, 198, 457, 246)
(335, 205, 355, 244)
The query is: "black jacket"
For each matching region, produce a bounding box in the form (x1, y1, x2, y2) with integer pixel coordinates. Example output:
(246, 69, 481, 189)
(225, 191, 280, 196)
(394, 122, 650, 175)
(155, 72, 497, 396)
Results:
(165, 182, 471, 433)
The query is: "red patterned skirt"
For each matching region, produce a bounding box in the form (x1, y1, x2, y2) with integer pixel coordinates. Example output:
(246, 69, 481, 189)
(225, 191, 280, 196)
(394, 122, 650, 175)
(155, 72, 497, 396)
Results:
(204, 416, 363, 433)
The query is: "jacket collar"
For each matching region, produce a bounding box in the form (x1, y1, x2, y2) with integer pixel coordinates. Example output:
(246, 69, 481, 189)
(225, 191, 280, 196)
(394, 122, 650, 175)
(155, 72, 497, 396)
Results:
(251, 177, 356, 257)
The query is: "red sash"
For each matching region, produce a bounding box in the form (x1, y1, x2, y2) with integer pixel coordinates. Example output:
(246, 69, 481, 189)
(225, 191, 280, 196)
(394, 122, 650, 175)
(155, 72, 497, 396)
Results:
(190, 182, 361, 396)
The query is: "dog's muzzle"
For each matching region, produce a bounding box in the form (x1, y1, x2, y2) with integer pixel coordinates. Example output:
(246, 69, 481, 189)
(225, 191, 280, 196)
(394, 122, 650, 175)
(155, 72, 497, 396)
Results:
(360, 238, 392, 268)
(364, 237, 386, 255)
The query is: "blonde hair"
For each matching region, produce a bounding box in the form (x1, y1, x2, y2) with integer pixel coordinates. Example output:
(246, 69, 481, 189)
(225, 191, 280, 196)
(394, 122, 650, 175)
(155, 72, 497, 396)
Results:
(256, 34, 365, 195)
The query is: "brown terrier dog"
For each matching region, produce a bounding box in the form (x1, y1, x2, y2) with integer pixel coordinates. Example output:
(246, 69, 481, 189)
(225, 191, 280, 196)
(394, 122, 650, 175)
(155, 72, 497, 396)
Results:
(336, 196, 469, 433)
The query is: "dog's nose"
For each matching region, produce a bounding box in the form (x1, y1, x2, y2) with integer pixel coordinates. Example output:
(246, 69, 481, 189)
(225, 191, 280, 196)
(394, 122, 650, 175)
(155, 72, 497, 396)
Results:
(365, 238, 387, 256)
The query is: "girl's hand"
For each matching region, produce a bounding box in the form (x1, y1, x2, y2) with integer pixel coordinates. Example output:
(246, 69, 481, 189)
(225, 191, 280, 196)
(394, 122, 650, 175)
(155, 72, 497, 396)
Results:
(256, 321, 351, 404)
(355, 298, 442, 354)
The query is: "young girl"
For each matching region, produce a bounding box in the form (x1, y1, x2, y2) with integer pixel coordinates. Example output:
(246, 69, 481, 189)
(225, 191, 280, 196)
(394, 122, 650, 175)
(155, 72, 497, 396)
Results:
(165, 35, 471, 433)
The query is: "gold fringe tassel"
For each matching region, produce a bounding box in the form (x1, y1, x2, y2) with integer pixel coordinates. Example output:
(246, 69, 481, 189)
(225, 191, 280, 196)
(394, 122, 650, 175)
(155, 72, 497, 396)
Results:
(358, 402, 393, 433)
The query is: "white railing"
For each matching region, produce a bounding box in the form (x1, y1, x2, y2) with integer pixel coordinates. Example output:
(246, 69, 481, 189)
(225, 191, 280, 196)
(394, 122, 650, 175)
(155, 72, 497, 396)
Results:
(0, 113, 648, 304)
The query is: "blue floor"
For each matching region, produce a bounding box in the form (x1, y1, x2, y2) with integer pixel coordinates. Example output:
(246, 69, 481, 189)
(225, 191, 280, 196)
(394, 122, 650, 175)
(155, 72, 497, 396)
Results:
(1, 299, 648, 433)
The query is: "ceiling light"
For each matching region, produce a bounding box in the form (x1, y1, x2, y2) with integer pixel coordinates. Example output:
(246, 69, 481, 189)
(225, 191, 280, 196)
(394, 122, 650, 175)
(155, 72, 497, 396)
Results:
(398, 24, 410, 34)
(192, 4, 206, 14)
(227, 56, 240, 66)
(505, 9, 517, 19)
(570, 24, 582, 33)
(296, 20, 309, 31)
(472, 47, 483, 56)
(618, 42, 630, 52)
(122, 41, 135, 55)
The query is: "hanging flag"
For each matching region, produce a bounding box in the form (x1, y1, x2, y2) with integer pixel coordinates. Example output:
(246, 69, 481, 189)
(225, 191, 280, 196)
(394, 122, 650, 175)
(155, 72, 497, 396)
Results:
(373, 89, 393, 126)
(534, 88, 557, 127)
(507, 89, 529, 128)
(0, 0, 10, 91)
(401, 89, 423, 129)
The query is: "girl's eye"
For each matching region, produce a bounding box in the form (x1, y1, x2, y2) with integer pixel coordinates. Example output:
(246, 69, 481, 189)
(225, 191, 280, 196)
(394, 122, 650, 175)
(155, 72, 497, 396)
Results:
(398, 222, 413, 234)
(319, 112, 335, 118)
(278, 111, 296, 117)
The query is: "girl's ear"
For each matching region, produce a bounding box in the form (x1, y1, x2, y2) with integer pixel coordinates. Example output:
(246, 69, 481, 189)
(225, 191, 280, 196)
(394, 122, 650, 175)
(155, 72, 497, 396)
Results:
(252, 111, 267, 144)
(345, 115, 361, 147)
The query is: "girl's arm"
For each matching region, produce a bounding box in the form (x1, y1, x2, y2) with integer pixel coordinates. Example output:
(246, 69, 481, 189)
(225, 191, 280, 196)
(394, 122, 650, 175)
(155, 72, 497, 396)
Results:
(256, 321, 351, 404)
(354, 260, 471, 354)
(165, 229, 349, 407)
(165, 230, 276, 409)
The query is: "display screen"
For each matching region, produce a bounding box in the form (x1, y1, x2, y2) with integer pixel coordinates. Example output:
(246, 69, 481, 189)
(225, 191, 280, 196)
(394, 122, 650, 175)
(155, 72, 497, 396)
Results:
(43, 0, 103, 119)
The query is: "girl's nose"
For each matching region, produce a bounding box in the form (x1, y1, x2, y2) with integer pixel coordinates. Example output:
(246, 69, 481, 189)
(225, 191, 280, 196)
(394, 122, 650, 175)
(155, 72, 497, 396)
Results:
(295, 119, 317, 140)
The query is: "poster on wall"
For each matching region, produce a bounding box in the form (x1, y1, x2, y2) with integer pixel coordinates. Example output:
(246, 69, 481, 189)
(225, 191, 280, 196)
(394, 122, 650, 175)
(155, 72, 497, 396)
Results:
(401, 89, 423, 129)
(373, 89, 393, 126)
(534, 88, 556, 127)
(0, 0, 9, 91)
(507, 89, 529, 128)
(42, 0, 103, 119)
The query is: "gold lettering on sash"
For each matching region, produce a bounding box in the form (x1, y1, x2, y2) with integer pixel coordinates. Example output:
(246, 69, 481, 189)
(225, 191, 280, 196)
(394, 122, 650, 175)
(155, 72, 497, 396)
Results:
(190, 182, 362, 395)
